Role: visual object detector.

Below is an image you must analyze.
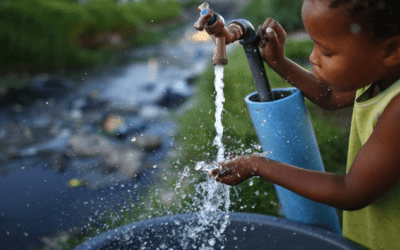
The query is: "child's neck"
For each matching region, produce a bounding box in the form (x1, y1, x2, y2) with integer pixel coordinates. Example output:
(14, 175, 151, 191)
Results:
(371, 82, 382, 98)
(372, 77, 400, 97)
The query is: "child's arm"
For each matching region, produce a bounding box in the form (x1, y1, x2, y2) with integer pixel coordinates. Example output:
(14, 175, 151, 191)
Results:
(212, 94, 400, 210)
(257, 18, 355, 110)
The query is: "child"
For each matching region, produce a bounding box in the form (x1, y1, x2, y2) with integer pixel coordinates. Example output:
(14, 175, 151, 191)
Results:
(211, 0, 400, 249)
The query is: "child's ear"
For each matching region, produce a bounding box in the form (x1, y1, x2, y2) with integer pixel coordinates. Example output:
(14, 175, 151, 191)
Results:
(383, 36, 400, 67)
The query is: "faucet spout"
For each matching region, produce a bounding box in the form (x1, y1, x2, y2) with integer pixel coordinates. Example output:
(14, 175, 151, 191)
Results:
(194, 3, 243, 65)
(193, 2, 273, 101)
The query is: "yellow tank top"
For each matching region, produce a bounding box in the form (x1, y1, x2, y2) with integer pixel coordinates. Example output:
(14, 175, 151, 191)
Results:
(343, 80, 400, 250)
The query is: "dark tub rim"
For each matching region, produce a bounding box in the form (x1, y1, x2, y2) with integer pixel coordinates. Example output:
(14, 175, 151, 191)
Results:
(74, 212, 364, 250)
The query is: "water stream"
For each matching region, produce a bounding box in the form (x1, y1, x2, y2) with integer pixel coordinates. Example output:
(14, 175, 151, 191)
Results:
(185, 65, 231, 249)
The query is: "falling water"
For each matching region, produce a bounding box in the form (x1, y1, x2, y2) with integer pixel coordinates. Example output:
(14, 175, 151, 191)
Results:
(213, 65, 225, 163)
(179, 65, 231, 249)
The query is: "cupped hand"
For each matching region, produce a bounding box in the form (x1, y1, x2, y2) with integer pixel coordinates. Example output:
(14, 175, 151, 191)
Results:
(257, 18, 287, 68)
(211, 154, 260, 185)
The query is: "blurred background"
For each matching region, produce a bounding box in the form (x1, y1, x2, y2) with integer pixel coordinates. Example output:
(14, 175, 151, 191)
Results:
(0, 0, 351, 249)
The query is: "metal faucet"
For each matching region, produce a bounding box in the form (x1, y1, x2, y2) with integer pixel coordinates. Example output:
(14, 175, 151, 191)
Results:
(194, 3, 243, 65)
(194, 2, 274, 102)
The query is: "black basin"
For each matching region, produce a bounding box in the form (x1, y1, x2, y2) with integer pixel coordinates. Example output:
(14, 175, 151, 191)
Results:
(74, 212, 365, 250)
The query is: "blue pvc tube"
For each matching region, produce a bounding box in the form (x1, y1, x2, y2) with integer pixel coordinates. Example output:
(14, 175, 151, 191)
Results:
(245, 88, 342, 234)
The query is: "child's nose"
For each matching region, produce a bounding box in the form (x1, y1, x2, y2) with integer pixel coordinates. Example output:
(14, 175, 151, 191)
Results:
(309, 47, 318, 66)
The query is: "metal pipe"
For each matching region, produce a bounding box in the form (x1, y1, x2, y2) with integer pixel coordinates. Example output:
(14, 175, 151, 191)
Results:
(230, 19, 274, 102)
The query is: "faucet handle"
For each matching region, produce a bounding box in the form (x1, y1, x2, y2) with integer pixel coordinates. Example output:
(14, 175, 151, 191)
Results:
(194, 2, 214, 31)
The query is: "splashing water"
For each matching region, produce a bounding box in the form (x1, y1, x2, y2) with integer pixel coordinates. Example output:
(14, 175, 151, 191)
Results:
(178, 65, 231, 249)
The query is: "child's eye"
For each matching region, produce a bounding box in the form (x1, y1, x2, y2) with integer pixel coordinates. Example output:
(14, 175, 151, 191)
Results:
(321, 51, 333, 57)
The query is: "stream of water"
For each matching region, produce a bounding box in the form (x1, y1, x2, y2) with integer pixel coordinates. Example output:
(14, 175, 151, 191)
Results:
(185, 65, 231, 249)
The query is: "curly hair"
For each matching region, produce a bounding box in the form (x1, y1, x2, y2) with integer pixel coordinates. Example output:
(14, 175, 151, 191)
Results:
(328, 0, 399, 40)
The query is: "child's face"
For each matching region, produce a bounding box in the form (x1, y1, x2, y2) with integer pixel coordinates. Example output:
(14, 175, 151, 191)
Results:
(302, 0, 384, 93)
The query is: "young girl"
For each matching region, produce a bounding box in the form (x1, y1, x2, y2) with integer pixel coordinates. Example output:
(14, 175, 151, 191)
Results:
(211, 0, 400, 249)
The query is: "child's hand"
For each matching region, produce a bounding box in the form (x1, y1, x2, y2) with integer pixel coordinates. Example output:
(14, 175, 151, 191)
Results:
(257, 18, 287, 68)
(211, 154, 261, 185)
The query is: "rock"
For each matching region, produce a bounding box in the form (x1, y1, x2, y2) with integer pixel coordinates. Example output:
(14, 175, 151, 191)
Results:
(0, 151, 9, 162)
(30, 74, 74, 98)
(156, 87, 187, 108)
(109, 104, 139, 115)
(113, 150, 144, 178)
(132, 134, 162, 152)
(139, 105, 168, 121)
(156, 79, 193, 108)
(102, 115, 125, 135)
(142, 82, 156, 92)
(67, 134, 145, 179)
(32, 114, 52, 128)
(49, 153, 67, 172)
(0, 85, 8, 98)
(102, 148, 144, 179)
(0, 128, 7, 140)
(0, 88, 35, 107)
(67, 134, 112, 158)
(20, 129, 71, 157)
(101, 115, 147, 137)
(2, 146, 21, 158)
(70, 95, 109, 112)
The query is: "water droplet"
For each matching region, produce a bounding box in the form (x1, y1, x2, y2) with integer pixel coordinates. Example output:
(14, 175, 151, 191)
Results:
(153, 165, 157, 169)
(23, 232, 29, 237)
(243, 226, 247, 231)
(249, 179, 253, 186)
(255, 191, 259, 196)
(208, 238, 216, 246)
(350, 23, 361, 34)
(131, 137, 136, 142)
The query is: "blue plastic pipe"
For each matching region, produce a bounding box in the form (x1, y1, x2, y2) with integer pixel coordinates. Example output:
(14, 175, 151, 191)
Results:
(245, 88, 342, 234)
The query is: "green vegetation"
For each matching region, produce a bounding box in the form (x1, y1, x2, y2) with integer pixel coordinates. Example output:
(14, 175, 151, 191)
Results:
(0, 0, 182, 73)
(241, 0, 304, 31)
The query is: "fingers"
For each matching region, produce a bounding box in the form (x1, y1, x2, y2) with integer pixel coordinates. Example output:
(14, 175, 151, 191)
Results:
(215, 174, 239, 186)
(257, 18, 287, 48)
(210, 168, 219, 176)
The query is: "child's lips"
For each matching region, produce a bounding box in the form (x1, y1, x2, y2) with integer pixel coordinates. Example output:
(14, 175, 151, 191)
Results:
(310, 70, 325, 84)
